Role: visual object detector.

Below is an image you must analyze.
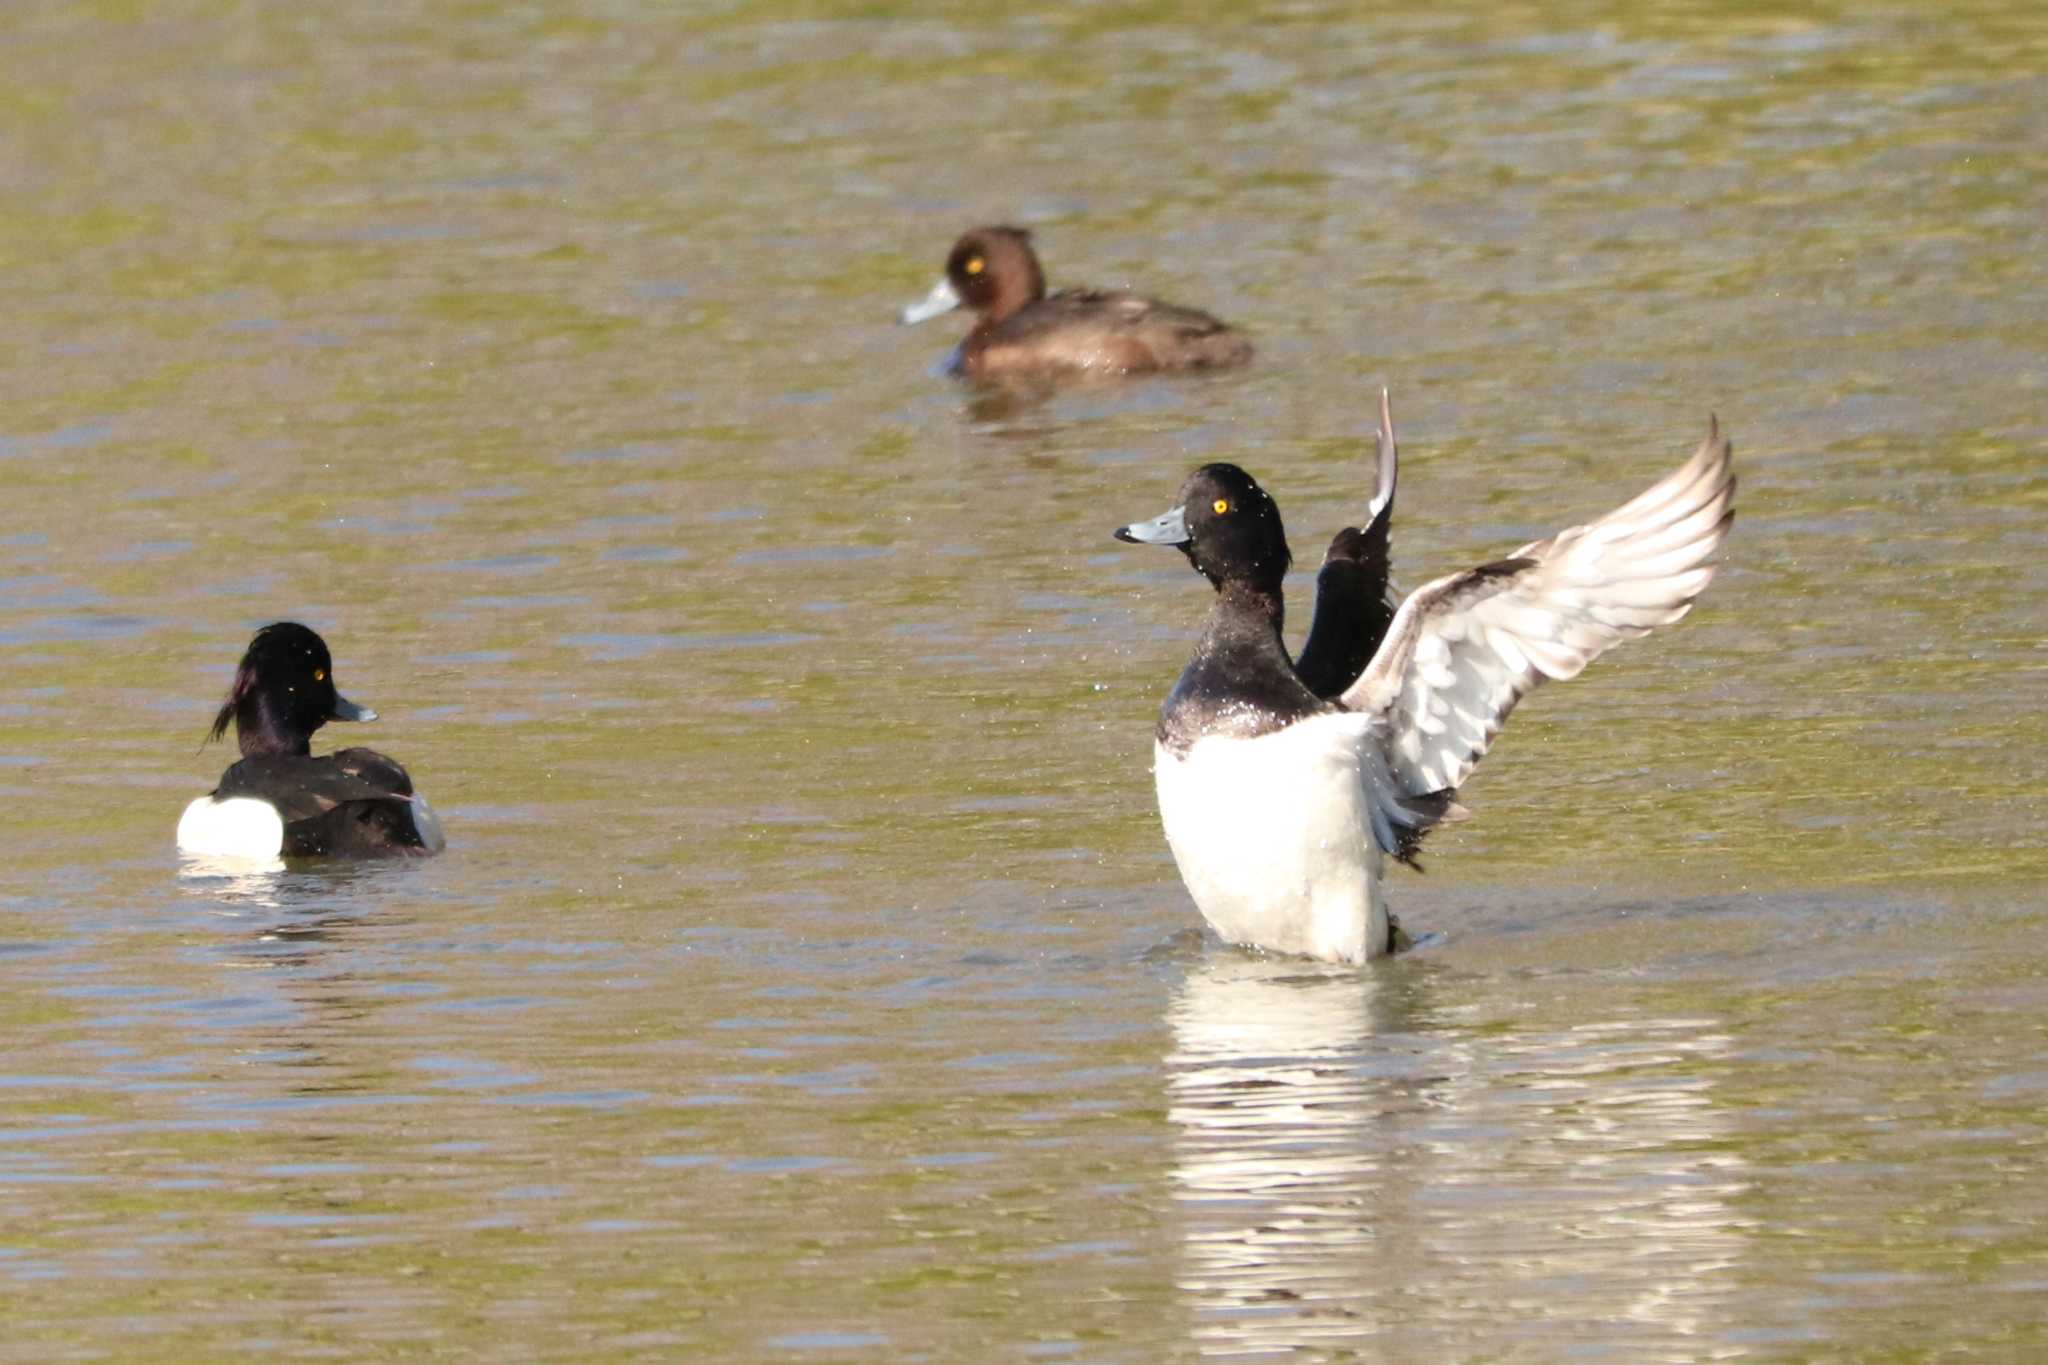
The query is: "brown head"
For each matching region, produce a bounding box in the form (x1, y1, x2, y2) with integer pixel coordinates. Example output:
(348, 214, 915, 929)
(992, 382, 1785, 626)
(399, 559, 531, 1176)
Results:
(900, 226, 1047, 329)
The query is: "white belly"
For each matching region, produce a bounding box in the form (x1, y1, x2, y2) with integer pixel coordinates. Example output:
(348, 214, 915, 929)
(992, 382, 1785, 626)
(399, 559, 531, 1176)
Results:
(176, 795, 286, 861)
(1153, 713, 1388, 965)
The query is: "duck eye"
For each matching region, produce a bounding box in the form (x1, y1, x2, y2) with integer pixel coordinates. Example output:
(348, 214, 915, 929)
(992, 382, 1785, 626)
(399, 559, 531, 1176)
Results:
(1213, 499, 1230, 515)
(964, 255, 985, 276)
(313, 669, 326, 681)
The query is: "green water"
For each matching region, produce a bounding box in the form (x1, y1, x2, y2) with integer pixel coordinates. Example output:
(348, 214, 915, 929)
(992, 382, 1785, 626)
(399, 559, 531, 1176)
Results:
(2, 1, 2044, 1358)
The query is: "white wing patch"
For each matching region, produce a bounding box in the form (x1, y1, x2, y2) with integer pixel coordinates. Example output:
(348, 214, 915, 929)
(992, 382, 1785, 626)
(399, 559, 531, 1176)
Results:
(1340, 418, 1736, 840)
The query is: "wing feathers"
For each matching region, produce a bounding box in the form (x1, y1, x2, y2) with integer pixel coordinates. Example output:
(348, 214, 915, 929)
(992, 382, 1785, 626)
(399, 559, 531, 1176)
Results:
(1340, 418, 1735, 856)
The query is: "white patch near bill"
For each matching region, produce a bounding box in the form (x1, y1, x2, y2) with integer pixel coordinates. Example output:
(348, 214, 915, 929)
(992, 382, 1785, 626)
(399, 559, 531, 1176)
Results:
(1152, 711, 1390, 965)
(176, 795, 286, 861)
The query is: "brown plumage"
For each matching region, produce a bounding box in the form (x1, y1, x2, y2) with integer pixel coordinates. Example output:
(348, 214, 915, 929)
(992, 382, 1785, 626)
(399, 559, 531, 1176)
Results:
(901, 226, 1252, 382)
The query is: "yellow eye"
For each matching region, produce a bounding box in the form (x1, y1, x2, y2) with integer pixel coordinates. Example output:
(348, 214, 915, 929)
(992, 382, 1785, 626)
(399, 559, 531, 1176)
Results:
(314, 669, 326, 681)
(1213, 498, 1230, 515)
(964, 255, 985, 275)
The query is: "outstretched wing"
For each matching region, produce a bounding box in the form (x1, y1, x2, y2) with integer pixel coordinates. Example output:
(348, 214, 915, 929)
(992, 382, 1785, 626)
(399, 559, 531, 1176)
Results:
(1297, 388, 1401, 698)
(1338, 417, 1736, 842)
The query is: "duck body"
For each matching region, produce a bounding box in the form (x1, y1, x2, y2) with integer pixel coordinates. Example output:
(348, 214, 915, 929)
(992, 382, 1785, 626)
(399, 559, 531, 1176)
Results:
(177, 622, 444, 862)
(958, 287, 1251, 380)
(1116, 395, 1735, 962)
(1144, 555, 1415, 965)
(182, 749, 443, 859)
(902, 226, 1251, 381)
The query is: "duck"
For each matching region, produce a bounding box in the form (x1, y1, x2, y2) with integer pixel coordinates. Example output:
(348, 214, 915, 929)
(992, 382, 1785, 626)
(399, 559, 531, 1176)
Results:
(899, 226, 1253, 381)
(176, 622, 445, 861)
(1113, 394, 1735, 963)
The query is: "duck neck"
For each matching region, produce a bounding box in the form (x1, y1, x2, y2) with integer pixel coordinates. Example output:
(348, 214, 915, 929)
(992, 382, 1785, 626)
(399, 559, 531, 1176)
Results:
(1155, 575, 1321, 754)
(981, 266, 1043, 327)
(1200, 579, 1290, 663)
(236, 695, 313, 759)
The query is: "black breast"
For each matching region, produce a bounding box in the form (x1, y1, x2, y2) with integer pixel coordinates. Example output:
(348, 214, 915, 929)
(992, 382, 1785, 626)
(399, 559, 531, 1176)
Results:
(1156, 638, 1329, 759)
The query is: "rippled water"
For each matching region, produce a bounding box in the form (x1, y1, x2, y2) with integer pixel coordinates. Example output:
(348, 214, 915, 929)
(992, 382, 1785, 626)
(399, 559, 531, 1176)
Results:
(3, 1, 2045, 1358)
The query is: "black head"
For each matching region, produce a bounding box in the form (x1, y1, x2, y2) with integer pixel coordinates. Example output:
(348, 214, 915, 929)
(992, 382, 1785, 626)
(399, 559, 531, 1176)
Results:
(1114, 463, 1292, 594)
(901, 225, 1047, 327)
(206, 621, 377, 758)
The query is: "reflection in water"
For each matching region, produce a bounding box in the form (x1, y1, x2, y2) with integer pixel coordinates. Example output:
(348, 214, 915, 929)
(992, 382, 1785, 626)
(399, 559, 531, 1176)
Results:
(1167, 957, 1427, 1355)
(178, 854, 288, 908)
(173, 859, 420, 1087)
(1166, 955, 1752, 1357)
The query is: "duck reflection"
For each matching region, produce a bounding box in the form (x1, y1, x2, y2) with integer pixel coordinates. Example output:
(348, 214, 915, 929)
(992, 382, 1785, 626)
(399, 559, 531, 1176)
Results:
(177, 854, 402, 948)
(173, 858, 416, 1076)
(1166, 952, 1751, 1356)
(1167, 955, 1428, 1352)
(177, 851, 289, 909)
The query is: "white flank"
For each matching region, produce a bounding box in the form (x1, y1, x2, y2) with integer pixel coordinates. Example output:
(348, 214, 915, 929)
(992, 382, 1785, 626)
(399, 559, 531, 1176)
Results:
(175, 795, 286, 861)
(1153, 712, 1390, 965)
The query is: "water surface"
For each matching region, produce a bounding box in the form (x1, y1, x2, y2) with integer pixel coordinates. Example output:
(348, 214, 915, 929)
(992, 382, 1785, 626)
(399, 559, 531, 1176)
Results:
(2, 1, 2044, 1358)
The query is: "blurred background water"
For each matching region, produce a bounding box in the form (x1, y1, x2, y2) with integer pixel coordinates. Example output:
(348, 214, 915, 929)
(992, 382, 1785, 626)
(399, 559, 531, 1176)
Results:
(1, 1, 2044, 1358)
